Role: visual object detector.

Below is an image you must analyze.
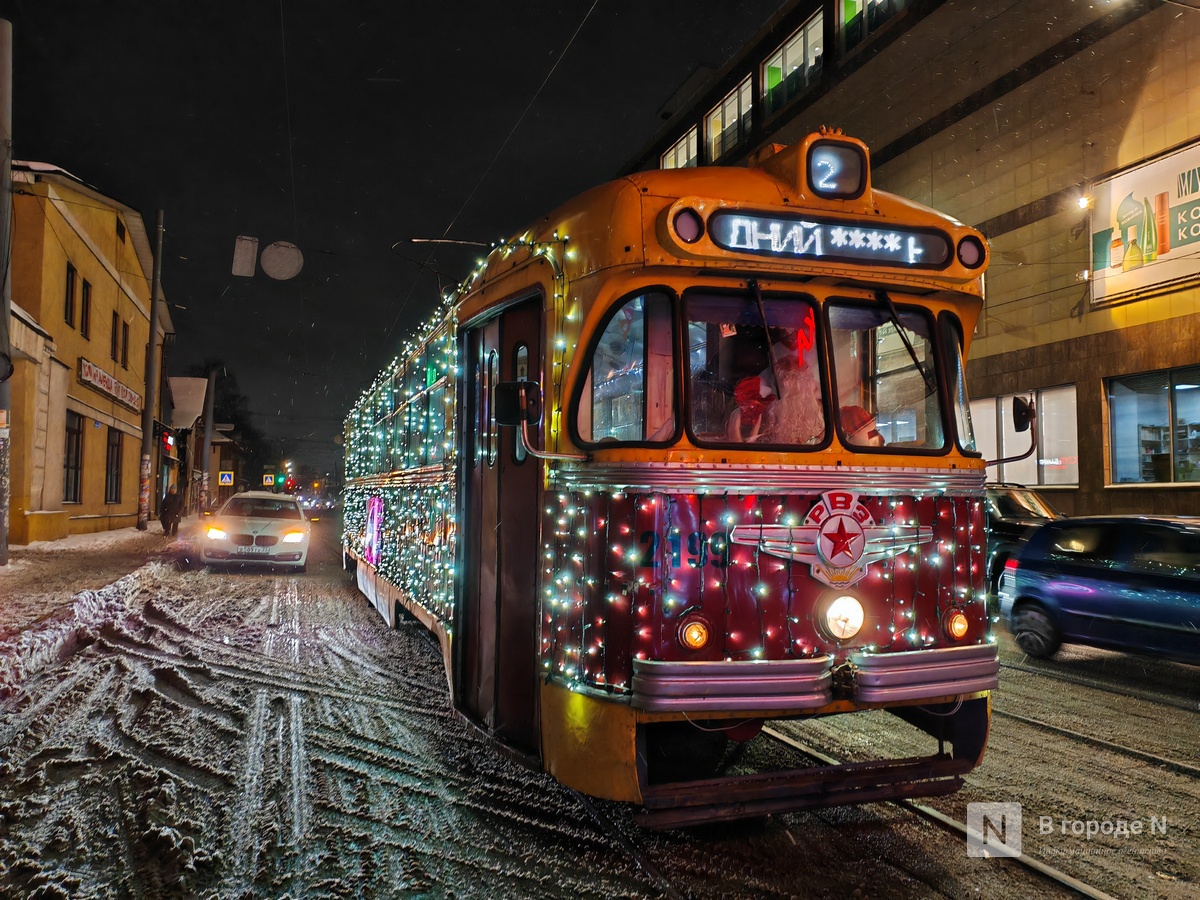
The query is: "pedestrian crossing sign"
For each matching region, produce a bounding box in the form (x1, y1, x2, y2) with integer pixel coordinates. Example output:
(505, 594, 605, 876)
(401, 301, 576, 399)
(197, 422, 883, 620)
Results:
(219, 471, 234, 486)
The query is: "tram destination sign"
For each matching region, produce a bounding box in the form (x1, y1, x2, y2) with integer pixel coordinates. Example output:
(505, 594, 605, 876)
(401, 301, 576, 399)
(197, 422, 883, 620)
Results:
(709, 211, 951, 269)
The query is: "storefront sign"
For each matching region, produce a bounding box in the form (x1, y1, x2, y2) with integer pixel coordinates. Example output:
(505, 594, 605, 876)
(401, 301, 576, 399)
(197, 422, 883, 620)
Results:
(78, 358, 142, 410)
(1090, 138, 1200, 303)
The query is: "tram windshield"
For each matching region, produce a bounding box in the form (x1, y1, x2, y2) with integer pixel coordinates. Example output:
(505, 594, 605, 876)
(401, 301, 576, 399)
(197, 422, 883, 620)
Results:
(686, 291, 826, 445)
(827, 301, 945, 450)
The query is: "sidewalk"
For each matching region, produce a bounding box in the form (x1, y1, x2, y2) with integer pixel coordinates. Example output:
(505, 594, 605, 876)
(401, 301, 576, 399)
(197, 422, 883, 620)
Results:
(0, 517, 198, 639)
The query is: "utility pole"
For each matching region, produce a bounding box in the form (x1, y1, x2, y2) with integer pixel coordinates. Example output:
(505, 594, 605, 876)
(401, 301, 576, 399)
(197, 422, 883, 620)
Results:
(0, 20, 14, 566)
(136, 210, 165, 530)
(199, 368, 216, 513)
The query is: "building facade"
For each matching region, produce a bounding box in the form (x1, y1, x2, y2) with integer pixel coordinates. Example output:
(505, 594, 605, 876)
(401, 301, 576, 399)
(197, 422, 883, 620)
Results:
(6, 163, 174, 543)
(623, 0, 1200, 516)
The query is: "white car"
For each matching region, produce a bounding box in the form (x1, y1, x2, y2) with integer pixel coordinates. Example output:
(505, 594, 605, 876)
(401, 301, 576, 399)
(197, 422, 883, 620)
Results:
(201, 491, 310, 572)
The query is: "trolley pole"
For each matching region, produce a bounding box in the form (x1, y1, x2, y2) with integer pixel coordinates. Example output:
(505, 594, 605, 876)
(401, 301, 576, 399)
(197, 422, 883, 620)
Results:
(198, 368, 216, 513)
(136, 210, 165, 530)
(0, 21, 14, 566)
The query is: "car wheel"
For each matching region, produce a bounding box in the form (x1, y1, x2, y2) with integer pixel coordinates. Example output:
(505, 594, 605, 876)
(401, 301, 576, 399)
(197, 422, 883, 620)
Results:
(1011, 603, 1060, 658)
(297, 563, 307, 574)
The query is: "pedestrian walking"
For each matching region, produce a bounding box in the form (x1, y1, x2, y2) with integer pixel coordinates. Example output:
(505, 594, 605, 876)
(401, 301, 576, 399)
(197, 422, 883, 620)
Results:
(161, 485, 183, 537)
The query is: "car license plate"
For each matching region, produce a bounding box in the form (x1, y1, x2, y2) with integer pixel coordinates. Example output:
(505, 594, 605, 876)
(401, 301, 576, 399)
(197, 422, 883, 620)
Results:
(236, 545, 269, 555)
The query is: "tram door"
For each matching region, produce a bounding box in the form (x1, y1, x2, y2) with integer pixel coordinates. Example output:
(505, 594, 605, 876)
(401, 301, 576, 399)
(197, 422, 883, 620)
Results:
(460, 298, 542, 751)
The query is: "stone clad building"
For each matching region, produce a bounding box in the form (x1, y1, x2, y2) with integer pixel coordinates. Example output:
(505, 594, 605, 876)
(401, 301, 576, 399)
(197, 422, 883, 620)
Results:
(6, 162, 173, 543)
(623, 0, 1200, 516)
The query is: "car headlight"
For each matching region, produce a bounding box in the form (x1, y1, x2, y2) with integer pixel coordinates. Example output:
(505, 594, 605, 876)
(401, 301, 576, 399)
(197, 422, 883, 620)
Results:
(282, 531, 307, 543)
(206, 526, 227, 541)
(824, 595, 865, 640)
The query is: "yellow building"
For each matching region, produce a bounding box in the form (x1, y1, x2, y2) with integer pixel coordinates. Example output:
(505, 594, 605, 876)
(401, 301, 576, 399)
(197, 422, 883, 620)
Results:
(6, 162, 173, 543)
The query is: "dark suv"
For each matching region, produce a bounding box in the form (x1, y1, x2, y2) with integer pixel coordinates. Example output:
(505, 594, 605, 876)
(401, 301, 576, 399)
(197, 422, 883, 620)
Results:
(998, 516, 1200, 664)
(984, 483, 1062, 599)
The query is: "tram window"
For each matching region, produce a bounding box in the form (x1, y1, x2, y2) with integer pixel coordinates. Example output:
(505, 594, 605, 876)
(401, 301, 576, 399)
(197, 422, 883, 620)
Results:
(514, 344, 529, 462)
(942, 315, 979, 454)
(486, 350, 499, 466)
(828, 301, 945, 450)
(576, 291, 675, 444)
(685, 290, 825, 446)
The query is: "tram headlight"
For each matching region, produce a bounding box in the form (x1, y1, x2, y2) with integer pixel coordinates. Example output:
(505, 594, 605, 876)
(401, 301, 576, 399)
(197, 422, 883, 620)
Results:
(824, 595, 865, 641)
(946, 610, 970, 640)
(677, 614, 712, 651)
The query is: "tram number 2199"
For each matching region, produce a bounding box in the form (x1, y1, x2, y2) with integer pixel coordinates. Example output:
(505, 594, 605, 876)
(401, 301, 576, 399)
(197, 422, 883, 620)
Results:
(639, 531, 730, 569)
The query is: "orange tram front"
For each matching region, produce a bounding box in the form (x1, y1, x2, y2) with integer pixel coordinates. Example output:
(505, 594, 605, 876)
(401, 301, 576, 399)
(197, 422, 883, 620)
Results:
(342, 129, 998, 828)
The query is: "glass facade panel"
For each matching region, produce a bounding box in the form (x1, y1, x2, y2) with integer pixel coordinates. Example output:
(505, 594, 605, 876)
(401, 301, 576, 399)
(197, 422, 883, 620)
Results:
(975, 387, 1078, 485)
(844, 0, 906, 53)
(762, 10, 823, 116)
(1109, 371, 1170, 483)
(1039, 385, 1079, 485)
(661, 127, 698, 169)
(706, 77, 752, 161)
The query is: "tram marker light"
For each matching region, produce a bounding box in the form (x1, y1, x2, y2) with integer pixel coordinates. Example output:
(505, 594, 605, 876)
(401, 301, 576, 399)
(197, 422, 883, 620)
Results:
(678, 615, 712, 651)
(946, 611, 970, 640)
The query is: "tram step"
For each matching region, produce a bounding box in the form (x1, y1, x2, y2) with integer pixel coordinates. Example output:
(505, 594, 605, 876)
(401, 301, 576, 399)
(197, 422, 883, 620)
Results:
(636, 752, 972, 829)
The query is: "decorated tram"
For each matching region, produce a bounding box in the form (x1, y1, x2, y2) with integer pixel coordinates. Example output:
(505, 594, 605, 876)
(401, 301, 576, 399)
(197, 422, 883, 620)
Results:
(342, 128, 998, 827)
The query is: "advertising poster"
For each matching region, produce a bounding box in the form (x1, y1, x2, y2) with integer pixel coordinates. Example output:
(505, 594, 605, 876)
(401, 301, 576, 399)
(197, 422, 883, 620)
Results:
(1091, 139, 1200, 304)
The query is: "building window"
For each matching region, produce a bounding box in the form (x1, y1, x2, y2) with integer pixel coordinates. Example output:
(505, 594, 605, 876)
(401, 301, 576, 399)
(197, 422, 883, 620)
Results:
(80, 280, 91, 339)
(661, 126, 698, 170)
(64, 263, 77, 327)
(843, 0, 906, 54)
(762, 9, 823, 116)
(1108, 366, 1200, 484)
(64, 411, 83, 503)
(706, 76, 753, 161)
(111, 311, 120, 361)
(971, 385, 1078, 485)
(105, 426, 123, 503)
(121, 320, 129, 368)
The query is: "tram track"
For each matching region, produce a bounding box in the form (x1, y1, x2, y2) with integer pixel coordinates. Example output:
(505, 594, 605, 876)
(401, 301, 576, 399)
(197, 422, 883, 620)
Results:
(990, 706, 1200, 779)
(760, 726, 1120, 900)
(999, 660, 1200, 714)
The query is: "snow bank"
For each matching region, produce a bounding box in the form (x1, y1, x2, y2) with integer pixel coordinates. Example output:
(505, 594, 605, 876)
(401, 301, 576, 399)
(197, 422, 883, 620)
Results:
(0, 568, 150, 698)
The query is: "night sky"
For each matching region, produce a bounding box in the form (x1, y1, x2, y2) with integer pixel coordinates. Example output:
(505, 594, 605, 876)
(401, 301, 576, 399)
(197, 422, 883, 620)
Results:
(3, 1, 782, 474)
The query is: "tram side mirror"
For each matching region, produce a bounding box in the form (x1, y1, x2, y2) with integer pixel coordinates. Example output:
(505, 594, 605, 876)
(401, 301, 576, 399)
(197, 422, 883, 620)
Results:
(1012, 395, 1036, 434)
(494, 380, 542, 426)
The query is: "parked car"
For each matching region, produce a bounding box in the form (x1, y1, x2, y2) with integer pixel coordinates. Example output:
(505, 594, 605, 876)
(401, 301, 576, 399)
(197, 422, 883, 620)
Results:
(200, 491, 311, 572)
(984, 483, 1063, 599)
(998, 516, 1200, 664)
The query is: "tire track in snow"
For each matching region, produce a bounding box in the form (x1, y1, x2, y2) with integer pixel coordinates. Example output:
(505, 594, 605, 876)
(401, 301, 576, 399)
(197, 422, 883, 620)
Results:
(224, 689, 271, 896)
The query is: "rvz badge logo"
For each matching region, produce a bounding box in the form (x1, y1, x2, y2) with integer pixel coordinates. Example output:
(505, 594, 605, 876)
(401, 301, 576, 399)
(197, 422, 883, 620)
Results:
(967, 802, 1022, 858)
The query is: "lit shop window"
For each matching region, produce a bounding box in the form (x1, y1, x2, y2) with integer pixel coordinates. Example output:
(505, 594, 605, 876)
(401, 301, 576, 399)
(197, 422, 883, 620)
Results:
(661, 127, 698, 170)
(970, 385, 1078, 485)
(762, 9, 823, 116)
(706, 77, 752, 161)
(1108, 366, 1200, 484)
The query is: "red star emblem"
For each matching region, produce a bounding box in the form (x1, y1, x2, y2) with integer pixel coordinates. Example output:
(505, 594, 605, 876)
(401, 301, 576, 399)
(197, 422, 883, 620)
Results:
(822, 518, 860, 561)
